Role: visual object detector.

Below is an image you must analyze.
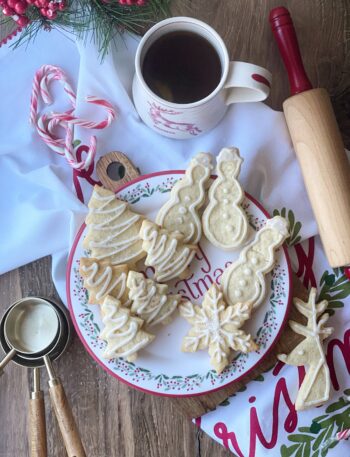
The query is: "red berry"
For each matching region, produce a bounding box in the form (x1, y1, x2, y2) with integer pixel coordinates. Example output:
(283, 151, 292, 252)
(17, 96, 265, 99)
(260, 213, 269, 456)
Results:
(14, 1, 27, 14)
(25, 0, 35, 3)
(39, 6, 47, 14)
(38, 0, 48, 6)
(2, 5, 14, 14)
(137, 0, 146, 4)
(57, 1, 64, 9)
(7, 0, 17, 8)
(0, 0, 6, 6)
(46, 8, 56, 18)
(16, 14, 29, 25)
(48, 1, 57, 8)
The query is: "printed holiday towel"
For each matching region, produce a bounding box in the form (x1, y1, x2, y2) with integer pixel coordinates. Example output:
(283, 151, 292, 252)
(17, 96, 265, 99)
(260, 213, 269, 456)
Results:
(0, 28, 349, 457)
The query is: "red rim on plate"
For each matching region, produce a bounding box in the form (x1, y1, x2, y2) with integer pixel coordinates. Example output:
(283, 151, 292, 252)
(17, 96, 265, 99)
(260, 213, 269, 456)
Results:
(66, 170, 292, 398)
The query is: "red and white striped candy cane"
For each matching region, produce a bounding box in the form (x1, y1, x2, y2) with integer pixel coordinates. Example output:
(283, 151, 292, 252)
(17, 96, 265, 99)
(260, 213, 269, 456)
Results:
(30, 65, 116, 170)
(336, 428, 350, 440)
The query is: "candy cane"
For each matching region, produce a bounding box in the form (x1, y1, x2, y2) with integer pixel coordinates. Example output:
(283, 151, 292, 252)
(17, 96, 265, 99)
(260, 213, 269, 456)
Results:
(321, 427, 350, 452)
(30, 65, 116, 170)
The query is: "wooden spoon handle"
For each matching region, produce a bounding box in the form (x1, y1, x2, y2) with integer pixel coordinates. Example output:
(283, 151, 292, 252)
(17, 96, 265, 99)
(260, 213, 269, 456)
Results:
(49, 380, 86, 457)
(96, 151, 140, 192)
(29, 394, 47, 457)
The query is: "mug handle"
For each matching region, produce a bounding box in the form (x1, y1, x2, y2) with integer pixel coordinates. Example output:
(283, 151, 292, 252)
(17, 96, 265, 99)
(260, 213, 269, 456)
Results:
(224, 61, 272, 104)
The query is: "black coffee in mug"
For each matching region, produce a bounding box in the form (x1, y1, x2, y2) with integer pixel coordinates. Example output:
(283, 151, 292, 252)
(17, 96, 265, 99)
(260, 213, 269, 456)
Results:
(142, 31, 222, 104)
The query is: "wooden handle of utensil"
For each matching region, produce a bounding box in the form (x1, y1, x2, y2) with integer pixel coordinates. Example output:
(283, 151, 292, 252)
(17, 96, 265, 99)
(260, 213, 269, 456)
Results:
(49, 380, 86, 457)
(283, 88, 350, 267)
(96, 151, 140, 192)
(29, 394, 47, 457)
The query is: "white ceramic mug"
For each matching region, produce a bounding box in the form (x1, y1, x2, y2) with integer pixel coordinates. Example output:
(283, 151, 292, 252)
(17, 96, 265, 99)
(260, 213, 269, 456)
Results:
(132, 17, 272, 140)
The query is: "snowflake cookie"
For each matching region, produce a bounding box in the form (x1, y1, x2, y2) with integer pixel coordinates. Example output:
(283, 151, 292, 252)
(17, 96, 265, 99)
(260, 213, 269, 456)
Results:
(155, 152, 213, 244)
(202, 147, 249, 250)
(179, 283, 258, 374)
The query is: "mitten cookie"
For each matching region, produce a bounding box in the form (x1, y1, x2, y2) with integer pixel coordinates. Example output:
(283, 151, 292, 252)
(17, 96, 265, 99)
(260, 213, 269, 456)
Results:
(221, 216, 289, 309)
(83, 185, 145, 265)
(139, 220, 197, 282)
(179, 283, 258, 374)
(277, 288, 333, 410)
(202, 147, 249, 250)
(127, 271, 181, 327)
(156, 152, 213, 244)
(99, 295, 155, 362)
(79, 258, 130, 307)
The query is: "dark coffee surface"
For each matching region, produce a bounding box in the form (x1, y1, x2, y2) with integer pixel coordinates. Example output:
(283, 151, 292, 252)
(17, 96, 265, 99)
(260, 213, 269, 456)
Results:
(142, 31, 222, 104)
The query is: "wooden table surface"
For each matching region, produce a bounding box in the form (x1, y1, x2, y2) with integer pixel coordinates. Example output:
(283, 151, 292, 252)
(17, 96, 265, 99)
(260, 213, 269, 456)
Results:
(0, 1, 349, 456)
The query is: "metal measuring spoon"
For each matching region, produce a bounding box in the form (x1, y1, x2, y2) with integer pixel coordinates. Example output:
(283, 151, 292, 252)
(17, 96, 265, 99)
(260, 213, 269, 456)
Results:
(0, 297, 60, 373)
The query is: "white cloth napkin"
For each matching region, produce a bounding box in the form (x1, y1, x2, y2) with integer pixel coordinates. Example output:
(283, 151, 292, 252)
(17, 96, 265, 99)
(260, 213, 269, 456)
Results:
(1, 27, 349, 457)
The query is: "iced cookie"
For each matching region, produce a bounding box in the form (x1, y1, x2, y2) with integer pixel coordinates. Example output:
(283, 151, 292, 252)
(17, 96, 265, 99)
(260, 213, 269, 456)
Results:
(79, 258, 130, 307)
(99, 295, 155, 362)
(83, 185, 145, 266)
(155, 152, 213, 244)
(139, 220, 197, 282)
(179, 283, 258, 374)
(221, 216, 289, 309)
(202, 147, 249, 250)
(127, 271, 181, 327)
(277, 288, 333, 410)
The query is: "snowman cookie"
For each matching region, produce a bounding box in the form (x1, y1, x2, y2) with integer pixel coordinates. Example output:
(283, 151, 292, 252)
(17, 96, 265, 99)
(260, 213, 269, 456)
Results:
(155, 152, 213, 244)
(202, 147, 249, 250)
(221, 216, 289, 309)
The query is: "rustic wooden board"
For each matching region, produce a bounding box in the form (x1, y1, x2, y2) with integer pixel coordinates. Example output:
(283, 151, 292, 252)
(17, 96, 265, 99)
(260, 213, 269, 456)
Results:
(0, 1, 349, 456)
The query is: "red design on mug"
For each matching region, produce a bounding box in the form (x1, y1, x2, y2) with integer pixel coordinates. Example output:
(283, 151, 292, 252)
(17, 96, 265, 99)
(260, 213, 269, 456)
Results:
(251, 74, 271, 88)
(148, 102, 202, 136)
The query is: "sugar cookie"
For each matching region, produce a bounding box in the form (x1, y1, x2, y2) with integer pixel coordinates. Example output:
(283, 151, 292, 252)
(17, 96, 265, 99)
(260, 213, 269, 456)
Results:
(127, 271, 181, 327)
(202, 147, 249, 250)
(79, 258, 130, 307)
(83, 185, 145, 265)
(179, 283, 258, 374)
(156, 152, 213, 244)
(139, 220, 197, 282)
(100, 295, 154, 362)
(277, 288, 333, 410)
(221, 216, 289, 309)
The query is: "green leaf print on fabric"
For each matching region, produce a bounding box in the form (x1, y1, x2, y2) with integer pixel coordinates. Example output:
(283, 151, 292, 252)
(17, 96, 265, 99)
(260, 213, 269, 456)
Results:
(281, 390, 350, 456)
(319, 268, 350, 315)
(272, 208, 302, 246)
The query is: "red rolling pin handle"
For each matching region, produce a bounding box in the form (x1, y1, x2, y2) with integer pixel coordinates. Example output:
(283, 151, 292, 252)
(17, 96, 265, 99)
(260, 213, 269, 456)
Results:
(269, 7, 313, 95)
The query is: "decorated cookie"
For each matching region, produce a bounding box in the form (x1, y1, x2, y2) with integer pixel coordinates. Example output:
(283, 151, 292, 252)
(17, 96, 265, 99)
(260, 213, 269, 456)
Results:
(202, 147, 249, 250)
(155, 152, 213, 244)
(83, 185, 145, 266)
(179, 283, 258, 374)
(79, 258, 130, 307)
(99, 295, 155, 362)
(139, 220, 197, 282)
(127, 271, 181, 327)
(221, 216, 289, 309)
(277, 288, 333, 411)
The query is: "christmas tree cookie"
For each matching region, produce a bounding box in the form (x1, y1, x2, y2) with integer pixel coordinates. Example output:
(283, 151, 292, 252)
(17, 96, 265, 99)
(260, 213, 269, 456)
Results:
(179, 283, 258, 374)
(127, 271, 181, 327)
(278, 288, 333, 410)
(83, 185, 145, 266)
(221, 216, 289, 309)
(99, 295, 155, 362)
(79, 258, 130, 307)
(139, 220, 197, 282)
(156, 152, 213, 244)
(202, 147, 249, 250)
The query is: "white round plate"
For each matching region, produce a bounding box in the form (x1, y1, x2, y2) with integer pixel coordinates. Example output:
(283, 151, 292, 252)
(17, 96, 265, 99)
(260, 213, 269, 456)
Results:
(67, 171, 292, 397)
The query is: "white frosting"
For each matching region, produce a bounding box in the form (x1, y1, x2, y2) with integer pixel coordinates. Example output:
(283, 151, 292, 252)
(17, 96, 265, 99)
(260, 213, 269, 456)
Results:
(223, 213, 229, 220)
(223, 198, 229, 205)
(179, 206, 187, 214)
(81, 262, 128, 303)
(217, 147, 242, 164)
(141, 223, 196, 282)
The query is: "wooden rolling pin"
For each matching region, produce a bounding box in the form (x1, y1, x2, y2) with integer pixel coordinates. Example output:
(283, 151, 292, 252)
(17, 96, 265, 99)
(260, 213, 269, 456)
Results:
(269, 7, 350, 268)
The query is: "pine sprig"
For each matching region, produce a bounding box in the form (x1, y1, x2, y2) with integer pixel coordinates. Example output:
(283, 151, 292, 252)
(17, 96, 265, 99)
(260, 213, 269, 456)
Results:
(1, 0, 170, 58)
